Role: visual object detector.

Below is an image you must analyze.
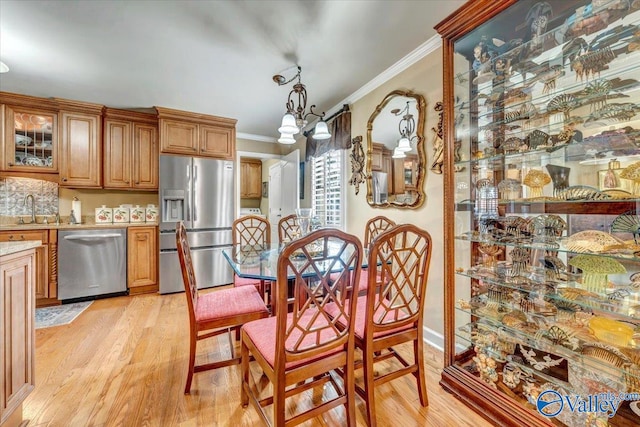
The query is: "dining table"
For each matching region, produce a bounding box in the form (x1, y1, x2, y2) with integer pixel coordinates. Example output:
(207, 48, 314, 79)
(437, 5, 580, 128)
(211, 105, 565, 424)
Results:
(222, 242, 369, 282)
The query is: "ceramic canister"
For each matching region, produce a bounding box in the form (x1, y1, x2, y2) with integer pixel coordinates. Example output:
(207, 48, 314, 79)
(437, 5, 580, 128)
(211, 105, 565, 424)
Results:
(113, 206, 130, 223)
(95, 205, 113, 223)
(145, 204, 158, 222)
(129, 205, 146, 223)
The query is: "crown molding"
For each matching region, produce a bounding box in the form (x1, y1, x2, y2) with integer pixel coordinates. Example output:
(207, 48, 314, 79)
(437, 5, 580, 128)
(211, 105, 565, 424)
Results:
(324, 34, 442, 118)
(237, 132, 278, 143)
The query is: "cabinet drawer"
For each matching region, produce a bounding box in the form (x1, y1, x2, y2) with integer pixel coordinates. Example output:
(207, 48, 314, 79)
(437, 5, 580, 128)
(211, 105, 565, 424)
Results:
(0, 230, 48, 243)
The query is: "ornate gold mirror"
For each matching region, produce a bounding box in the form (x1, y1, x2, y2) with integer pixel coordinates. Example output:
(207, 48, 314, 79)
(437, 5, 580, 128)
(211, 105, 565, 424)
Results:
(367, 90, 426, 208)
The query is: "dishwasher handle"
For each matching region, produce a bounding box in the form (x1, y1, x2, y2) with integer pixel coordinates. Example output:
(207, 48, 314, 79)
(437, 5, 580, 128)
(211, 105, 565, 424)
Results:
(63, 233, 123, 240)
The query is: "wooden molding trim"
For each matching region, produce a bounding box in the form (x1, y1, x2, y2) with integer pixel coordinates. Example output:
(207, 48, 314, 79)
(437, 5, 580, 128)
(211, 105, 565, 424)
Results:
(434, 0, 517, 40)
(155, 106, 237, 127)
(0, 91, 58, 111)
(103, 107, 158, 124)
(54, 98, 104, 114)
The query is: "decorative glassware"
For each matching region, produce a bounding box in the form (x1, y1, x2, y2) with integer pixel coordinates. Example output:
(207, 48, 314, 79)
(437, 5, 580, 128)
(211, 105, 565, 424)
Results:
(295, 208, 313, 237)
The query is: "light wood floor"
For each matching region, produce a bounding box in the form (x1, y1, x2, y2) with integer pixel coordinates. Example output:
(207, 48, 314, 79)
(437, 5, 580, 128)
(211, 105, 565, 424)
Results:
(24, 290, 492, 427)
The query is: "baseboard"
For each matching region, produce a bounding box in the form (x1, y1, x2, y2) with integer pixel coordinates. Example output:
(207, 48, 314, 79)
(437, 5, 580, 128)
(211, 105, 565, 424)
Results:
(423, 325, 445, 352)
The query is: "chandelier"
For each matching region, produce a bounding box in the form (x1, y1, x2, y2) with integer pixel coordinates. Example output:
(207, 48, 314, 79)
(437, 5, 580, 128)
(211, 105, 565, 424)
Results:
(273, 66, 331, 144)
(392, 101, 416, 157)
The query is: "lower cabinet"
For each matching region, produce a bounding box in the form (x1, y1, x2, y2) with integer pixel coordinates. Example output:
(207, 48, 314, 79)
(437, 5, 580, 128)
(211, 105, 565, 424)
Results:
(0, 230, 57, 307)
(127, 227, 158, 294)
(0, 249, 35, 426)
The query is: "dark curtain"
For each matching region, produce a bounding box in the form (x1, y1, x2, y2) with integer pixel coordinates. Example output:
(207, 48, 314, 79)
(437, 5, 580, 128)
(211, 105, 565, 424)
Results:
(305, 106, 351, 161)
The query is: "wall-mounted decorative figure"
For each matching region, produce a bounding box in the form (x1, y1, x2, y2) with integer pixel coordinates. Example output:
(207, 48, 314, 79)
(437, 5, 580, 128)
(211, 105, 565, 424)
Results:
(348, 136, 365, 195)
(431, 102, 444, 174)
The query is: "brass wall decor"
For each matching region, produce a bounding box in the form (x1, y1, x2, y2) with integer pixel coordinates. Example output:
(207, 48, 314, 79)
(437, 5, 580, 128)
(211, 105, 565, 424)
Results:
(431, 102, 444, 174)
(348, 135, 365, 195)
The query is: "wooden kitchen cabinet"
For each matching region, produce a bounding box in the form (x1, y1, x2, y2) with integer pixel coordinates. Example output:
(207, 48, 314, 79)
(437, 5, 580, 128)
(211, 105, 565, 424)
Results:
(0, 248, 35, 426)
(0, 230, 57, 306)
(240, 158, 262, 199)
(58, 99, 103, 188)
(156, 106, 236, 160)
(127, 227, 158, 295)
(1, 92, 59, 179)
(103, 108, 158, 190)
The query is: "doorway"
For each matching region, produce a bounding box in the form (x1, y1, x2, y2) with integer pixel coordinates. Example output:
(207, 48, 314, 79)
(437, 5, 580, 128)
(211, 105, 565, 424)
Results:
(268, 149, 300, 243)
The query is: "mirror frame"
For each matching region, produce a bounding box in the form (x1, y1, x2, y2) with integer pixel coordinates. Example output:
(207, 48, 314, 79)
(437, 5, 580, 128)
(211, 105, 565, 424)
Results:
(366, 90, 427, 209)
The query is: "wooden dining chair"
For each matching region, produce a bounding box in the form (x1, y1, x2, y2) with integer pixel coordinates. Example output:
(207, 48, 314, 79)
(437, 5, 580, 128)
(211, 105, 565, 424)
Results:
(358, 216, 396, 294)
(176, 221, 269, 394)
(232, 215, 271, 299)
(329, 224, 432, 427)
(277, 213, 300, 244)
(241, 228, 364, 426)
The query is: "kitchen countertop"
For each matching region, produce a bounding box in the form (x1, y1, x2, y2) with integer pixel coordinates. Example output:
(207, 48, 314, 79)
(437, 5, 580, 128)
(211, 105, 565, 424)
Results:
(0, 240, 42, 256)
(0, 217, 158, 230)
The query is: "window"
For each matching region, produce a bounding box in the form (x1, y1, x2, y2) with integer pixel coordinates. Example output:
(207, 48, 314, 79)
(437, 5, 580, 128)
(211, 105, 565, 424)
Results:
(311, 149, 345, 229)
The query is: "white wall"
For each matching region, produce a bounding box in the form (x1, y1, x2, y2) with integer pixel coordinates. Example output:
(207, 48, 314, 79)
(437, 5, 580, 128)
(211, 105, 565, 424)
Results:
(346, 47, 446, 351)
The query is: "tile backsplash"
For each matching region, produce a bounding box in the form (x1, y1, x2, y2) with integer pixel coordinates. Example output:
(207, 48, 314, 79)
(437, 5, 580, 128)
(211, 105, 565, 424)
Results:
(0, 177, 59, 216)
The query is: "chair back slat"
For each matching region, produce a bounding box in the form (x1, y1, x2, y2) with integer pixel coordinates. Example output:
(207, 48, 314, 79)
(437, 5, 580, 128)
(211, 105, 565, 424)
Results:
(176, 221, 198, 320)
(367, 224, 432, 332)
(275, 228, 363, 366)
(233, 215, 271, 247)
(364, 216, 396, 246)
(278, 214, 301, 244)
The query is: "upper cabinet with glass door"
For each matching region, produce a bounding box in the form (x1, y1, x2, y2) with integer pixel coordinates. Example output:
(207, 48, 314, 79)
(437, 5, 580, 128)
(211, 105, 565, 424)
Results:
(439, 0, 640, 425)
(2, 93, 58, 174)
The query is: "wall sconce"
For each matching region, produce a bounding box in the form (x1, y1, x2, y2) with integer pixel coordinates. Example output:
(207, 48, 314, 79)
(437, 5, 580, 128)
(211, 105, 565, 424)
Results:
(273, 66, 331, 143)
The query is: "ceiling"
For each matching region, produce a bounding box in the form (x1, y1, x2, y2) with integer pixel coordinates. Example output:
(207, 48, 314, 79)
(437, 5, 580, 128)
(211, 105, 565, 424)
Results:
(0, 0, 465, 142)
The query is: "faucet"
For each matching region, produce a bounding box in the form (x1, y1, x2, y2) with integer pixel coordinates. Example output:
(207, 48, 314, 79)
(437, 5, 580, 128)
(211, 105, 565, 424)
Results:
(24, 194, 36, 224)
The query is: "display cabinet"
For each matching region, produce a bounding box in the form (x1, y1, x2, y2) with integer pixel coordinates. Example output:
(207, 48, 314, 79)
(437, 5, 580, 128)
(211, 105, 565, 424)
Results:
(437, 1, 640, 426)
(1, 92, 59, 177)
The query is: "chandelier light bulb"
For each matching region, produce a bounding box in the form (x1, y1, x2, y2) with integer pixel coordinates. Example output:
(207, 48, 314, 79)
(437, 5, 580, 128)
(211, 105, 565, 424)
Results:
(392, 147, 406, 159)
(397, 137, 412, 152)
(312, 120, 331, 140)
(278, 133, 296, 145)
(278, 113, 299, 135)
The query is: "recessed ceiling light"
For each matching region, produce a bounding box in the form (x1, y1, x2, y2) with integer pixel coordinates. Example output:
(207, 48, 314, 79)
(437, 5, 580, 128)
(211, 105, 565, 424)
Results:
(0, 62, 9, 73)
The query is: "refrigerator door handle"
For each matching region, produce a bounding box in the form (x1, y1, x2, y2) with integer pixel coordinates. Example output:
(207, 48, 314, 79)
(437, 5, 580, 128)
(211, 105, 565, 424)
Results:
(186, 164, 191, 222)
(192, 164, 198, 221)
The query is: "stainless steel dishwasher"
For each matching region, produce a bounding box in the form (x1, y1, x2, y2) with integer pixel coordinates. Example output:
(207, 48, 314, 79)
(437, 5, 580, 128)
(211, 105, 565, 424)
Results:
(58, 228, 127, 301)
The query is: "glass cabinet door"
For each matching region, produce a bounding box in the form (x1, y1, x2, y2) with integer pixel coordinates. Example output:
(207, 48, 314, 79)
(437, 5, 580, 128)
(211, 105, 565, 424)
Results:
(448, 0, 640, 425)
(6, 107, 57, 172)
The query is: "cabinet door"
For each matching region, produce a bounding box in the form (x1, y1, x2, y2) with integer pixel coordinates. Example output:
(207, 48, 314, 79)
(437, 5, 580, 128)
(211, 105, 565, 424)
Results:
(246, 162, 262, 198)
(59, 111, 101, 187)
(127, 227, 158, 294)
(199, 124, 234, 159)
(132, 123, 158, 190)
(3, 105, 57, 173)
(382, 152, 393, 195)
(370, 144, 383, 171)
(103, 119, 132, 189)
(159, 119, 198, 155)
(0, 250, 35, 424)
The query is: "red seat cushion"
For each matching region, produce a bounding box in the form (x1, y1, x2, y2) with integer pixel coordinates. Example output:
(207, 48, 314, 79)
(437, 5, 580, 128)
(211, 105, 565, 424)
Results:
(195, 286, 268, 324)
(243, 310, 343, 369)
(326, 296, 412, 340)
(234, 274, 261, 288)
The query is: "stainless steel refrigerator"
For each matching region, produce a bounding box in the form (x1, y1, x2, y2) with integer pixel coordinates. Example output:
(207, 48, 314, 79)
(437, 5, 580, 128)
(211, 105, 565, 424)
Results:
(158, 155, 235, 294)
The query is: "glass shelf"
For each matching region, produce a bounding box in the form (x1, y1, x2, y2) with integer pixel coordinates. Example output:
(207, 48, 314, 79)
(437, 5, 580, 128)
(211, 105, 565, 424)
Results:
(456, 233, 640, 261)
(453, 133, 640, 167)
(457, 269, 640, 321)
(455, 310, 639, 387)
